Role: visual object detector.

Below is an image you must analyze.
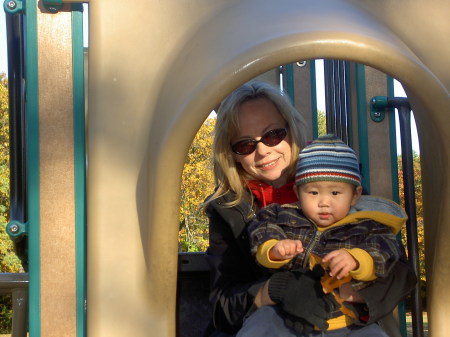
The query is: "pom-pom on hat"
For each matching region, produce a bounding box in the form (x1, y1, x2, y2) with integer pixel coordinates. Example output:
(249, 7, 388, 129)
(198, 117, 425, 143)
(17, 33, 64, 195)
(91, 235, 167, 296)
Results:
(295, 134, 361, 187)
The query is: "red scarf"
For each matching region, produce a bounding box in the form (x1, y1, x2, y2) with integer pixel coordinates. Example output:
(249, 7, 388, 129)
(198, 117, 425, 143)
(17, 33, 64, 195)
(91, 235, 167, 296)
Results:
(247, 180, 298, 208)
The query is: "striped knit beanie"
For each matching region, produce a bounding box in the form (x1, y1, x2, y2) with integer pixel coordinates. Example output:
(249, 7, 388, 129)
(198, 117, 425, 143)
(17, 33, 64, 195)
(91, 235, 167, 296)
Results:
(295, 134, 361, 187)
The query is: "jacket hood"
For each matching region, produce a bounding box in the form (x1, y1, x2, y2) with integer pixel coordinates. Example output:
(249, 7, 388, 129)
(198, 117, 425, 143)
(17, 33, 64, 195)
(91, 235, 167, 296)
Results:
(333, 195, 407, 234)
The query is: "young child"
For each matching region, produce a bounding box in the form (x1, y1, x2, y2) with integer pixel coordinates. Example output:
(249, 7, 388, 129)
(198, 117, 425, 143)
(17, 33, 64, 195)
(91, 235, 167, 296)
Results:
(248, 134, 408, 335)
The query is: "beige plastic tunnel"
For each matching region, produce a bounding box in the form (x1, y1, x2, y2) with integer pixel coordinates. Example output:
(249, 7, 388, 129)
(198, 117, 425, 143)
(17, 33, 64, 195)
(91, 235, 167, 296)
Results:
(86, 0, 450, 336)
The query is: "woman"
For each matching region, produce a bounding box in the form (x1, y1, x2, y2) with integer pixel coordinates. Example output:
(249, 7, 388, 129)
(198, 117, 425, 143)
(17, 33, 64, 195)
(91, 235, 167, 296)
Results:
(203, 81, 416, 336)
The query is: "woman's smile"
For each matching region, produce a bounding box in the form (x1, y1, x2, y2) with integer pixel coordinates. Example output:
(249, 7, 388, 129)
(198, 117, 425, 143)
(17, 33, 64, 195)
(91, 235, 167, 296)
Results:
(257, 157, 281, 170)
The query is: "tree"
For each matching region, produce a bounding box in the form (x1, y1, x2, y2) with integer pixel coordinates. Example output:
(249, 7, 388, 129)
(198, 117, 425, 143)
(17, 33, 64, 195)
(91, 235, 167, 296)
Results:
(179, 117, 215, 252)
(317, 109, 327, 136)
(0, 72, 24, 333)
(0, 73, 21, 273)
(0, 73, 9, 227)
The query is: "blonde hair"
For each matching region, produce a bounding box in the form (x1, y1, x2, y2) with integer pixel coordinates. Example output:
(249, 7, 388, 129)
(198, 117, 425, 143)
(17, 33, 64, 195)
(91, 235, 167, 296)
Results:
(205, 80, 307, 208)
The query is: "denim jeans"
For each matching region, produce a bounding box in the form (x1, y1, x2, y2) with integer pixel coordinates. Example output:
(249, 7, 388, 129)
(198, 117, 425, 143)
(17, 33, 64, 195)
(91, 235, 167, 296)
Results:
(235, 305, 389, 337)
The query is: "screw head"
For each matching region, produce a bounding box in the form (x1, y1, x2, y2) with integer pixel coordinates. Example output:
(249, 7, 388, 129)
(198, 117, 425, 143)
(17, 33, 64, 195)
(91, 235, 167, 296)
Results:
(7, 1, 17, 9)
(9, 224, 19, 233)
(47, 5, 59, 12)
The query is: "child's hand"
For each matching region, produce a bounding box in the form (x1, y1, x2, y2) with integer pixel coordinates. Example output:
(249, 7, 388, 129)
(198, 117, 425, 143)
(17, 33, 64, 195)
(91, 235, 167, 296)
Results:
(269, 239, 304, 261)
(322, 249, 358, 279)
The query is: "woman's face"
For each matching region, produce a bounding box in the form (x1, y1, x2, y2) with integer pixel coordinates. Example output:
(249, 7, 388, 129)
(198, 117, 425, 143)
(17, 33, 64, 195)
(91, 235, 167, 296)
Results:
(233, 97, 292, 188)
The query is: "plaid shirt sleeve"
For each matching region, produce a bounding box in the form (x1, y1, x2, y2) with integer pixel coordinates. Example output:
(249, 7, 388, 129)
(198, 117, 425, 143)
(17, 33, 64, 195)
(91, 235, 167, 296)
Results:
(351, 220, 405, 278)
(248, 203, 290, 256)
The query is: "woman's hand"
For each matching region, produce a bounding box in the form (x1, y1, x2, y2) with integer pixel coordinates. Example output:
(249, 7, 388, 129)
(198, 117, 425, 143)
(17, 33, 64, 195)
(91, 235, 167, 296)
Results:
(254, 279, 276, 308)
(267, 266, 339, 331)
(339, 282, 364, 303)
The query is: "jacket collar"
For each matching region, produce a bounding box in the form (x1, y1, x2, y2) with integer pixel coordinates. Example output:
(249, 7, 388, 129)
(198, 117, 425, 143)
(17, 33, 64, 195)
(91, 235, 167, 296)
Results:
(246, 180, 297, 208)
(333, 195, 408, 234)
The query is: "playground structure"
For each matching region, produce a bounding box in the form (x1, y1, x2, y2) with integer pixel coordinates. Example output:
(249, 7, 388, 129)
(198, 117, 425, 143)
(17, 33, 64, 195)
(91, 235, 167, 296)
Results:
(3, 0, 450, 336)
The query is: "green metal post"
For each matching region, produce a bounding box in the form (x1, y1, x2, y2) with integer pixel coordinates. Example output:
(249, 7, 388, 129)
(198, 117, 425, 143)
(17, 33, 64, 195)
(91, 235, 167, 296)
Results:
(72, 4, 86, 337)
(387, 78, 400, 202)
(24, 0, 41, 335)
(284, 63, 295, 104)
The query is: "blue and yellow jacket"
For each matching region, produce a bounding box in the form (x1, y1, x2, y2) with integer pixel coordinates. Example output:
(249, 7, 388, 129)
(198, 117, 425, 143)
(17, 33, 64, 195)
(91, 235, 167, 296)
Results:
(249, 195, 408, 330)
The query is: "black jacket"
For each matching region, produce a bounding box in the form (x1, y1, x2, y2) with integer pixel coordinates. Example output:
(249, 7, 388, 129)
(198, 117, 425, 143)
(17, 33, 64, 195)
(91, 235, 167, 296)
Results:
(205, 191, 417, 334)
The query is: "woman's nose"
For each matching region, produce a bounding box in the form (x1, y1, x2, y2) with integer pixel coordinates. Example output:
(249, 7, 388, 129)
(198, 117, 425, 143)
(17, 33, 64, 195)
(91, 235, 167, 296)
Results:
(255, 141, 271, 155)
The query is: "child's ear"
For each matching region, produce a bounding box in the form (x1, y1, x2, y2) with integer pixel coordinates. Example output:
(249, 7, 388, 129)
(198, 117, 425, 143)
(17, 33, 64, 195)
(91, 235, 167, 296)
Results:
(293, 184, 300, 200)
(351, 186, 363, 206)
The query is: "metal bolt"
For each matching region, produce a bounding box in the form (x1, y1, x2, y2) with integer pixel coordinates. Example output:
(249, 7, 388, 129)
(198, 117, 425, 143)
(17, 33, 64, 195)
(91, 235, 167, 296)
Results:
(7, 0, 17, 9)
(9, 224, 19, 233)
(373, 111, 381, 118)
(296, 61, 307, 67)
(47, 6, 59, 13)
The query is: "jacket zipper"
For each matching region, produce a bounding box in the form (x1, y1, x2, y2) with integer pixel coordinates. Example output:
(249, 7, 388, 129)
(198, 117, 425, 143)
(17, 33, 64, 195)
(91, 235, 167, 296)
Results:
(302, 230, 322, 269)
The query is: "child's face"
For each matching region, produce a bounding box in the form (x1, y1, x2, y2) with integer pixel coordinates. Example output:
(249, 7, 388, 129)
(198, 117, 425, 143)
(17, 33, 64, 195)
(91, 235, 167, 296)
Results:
(296, 181, 362, 227)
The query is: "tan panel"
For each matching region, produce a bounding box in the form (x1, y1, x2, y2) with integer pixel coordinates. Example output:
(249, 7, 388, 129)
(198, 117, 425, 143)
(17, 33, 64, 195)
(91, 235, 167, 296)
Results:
(365, 66, 393, 199)
(293, 61, 314, 142)
(37, 3, 76, 337)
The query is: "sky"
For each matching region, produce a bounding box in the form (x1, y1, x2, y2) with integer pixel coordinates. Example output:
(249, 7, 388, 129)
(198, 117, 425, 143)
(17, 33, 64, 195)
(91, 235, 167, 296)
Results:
(0, 9, 419, 153)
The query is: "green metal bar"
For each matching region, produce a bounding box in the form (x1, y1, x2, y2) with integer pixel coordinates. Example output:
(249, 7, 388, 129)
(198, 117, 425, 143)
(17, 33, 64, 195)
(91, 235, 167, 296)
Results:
(387, 78, 400, 202)
(71, 4, 86, 337)
(24, 0, 41, 335)
(355, 63, 370, 193)
(285, 63, 295, 104)
(310, 60, 318, 139)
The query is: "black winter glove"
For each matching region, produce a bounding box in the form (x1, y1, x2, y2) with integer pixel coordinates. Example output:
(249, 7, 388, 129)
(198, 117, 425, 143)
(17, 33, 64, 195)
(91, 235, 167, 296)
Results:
(268, 265, 340, 331)
(284, 313, 314, 336)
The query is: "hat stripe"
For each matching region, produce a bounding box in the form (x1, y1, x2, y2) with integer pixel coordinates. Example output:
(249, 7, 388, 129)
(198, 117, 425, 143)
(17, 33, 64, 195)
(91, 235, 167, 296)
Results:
(295, 134, 362, 186)
(298, 168, 360, 175)
(296, 172, 361, 181)
(299, 157, 360, 165)
(301, 150, 358, 159)
(299, 161, 360, 171)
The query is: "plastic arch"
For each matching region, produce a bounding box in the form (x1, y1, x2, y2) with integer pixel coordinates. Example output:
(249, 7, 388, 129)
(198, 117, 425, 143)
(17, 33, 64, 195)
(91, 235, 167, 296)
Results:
(87, 1, 449, 336)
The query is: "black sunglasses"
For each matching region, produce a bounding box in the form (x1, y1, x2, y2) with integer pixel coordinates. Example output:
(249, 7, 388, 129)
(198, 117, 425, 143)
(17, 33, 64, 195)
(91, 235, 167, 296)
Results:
(231, 128, 288, 155)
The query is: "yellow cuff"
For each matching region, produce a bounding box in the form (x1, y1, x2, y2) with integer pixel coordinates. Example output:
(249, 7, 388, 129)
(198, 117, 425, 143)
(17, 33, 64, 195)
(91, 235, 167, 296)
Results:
(347, 248, 377, 281)
(256, 239, 291, 269)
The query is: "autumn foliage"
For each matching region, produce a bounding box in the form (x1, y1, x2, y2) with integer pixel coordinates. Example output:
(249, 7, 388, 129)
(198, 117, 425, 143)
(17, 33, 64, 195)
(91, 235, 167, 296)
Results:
(178, 117, 216, 252)
(0, 73, 25, 333)
(0, 74, 22, 273)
